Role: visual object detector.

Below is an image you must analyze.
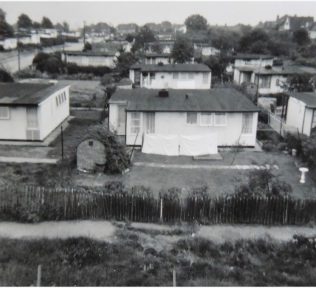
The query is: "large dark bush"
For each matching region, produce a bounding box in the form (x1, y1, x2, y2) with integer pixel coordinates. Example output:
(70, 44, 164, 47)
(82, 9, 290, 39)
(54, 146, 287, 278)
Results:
(0, 68, 14, 82)
(66, 63, 111, 76)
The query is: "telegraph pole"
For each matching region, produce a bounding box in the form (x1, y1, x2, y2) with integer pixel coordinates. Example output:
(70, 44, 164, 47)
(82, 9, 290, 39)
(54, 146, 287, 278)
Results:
(17, 32, 21, 72)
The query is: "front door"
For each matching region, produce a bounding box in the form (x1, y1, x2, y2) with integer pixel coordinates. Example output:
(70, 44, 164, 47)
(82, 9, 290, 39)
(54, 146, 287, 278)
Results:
(26, 107, 40, 140)
(117, 105, 126, 135)
(144, 112, 155, 134)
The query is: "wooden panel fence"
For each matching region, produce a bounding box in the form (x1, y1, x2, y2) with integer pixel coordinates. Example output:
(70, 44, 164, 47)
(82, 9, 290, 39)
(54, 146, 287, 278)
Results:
(1, 185, 316, 225)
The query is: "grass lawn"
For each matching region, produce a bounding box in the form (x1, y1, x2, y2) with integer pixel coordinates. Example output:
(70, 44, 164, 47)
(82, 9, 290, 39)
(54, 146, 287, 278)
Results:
(57, 80, 106, 108)
(1, 225, 316, 286)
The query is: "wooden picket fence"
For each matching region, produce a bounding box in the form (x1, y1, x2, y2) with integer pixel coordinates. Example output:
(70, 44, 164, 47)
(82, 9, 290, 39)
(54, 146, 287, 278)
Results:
(1, 185, 316, 225)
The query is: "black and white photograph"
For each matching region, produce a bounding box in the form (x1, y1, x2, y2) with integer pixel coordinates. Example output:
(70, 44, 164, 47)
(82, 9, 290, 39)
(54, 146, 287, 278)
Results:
(1, 0, 316, 286)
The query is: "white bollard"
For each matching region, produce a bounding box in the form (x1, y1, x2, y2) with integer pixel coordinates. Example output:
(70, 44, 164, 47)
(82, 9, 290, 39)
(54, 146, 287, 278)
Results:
(299, 167, 309, 184)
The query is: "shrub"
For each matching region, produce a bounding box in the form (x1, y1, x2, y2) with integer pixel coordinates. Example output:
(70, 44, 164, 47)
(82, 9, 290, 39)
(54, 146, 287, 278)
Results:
(0, 68, 14, 82)
(262, 142, 277, 152)
(258, 110, 269, 124)
(66, 63, 111, 76)
(284, 132, 302, 155)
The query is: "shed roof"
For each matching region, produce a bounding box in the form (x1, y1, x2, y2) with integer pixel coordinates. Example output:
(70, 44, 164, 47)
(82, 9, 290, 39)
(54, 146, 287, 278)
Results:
(129, 63, 211, 72)
(109, 88, 259, 112)
(0, 82, 69, 106)
(291, 92, 316, 108)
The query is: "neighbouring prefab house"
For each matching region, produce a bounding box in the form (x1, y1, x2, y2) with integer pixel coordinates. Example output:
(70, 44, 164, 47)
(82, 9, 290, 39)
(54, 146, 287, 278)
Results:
(0, 37, 18, 50)
(143, 53, 172, 65)
(0, 82, 70, 141)
(129, 63, 211, 89)
(62, 51, 117, 68)
(286, 91, 316, 136)
(108, 87, 259, 156)
(77, 137, 107, 172)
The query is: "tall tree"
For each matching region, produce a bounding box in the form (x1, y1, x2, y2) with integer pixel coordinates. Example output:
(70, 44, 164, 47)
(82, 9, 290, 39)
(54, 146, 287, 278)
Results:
(41, 17, 54, 29)
(32, 21, 41, 29)
(17, 13, 33, 30)
(132, 25, 156, 52)
(171, 35, 194, 63)
(0, 8, 13, 37)
(184, 14, 208, 31)
(114, 52, 138, 77)
(293, 28, 311, 46)
(62, 21, 69, 32)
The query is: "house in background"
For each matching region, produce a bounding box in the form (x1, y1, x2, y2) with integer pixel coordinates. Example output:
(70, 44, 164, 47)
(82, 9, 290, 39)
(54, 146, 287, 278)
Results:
(129, 63, 211, 89)
(116, 23, 138, 35)
(143, 53, 172, 65)
(276, 15, 314, 32)
(146, 40, 175, 54)
(0, 37, 17, 50)
(62, 51, 118, 68)
(286, 91, 316, 136)
(193, 43, 220, 57)
(108, 87, 259, 155)
(0, 82, 70, 141)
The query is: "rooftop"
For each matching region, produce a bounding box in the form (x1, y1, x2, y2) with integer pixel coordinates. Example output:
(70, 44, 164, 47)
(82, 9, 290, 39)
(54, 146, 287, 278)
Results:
(130, 63, 211, 72)
(233, 53, 274, 60)
(291, 91, 316, 108)
(63, 50, 117, 57)
(109, 88, 259, 112)
(254, 65, 316, 76)
(144, 52, 171, 58)
(0, 82, 69, 106)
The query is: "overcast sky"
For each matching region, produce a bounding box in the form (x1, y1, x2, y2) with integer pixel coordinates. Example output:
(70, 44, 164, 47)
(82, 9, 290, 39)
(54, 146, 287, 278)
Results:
(1, 1, 316, 30)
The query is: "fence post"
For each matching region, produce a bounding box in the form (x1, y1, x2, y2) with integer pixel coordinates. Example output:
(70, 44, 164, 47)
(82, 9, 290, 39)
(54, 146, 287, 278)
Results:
(160, 197, 163, 222)
(36, 264, 42, 287)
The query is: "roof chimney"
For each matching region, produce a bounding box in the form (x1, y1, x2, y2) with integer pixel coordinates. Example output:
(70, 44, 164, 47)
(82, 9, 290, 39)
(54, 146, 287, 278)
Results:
(158, 89, 169, 97)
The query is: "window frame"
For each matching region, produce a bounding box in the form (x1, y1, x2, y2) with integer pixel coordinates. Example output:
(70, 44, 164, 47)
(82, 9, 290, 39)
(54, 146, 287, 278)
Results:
(241, 113, 253, 134)
(130, 112, 141, 135)
(199, 112, 213, 126)
(0, 106, 10, 120)
(214, 112, 227, 126)
(186, 112, 198, 125)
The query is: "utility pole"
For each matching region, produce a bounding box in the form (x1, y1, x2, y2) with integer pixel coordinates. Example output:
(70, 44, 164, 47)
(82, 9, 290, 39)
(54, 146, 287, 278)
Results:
(83, 21, 86, 45)
(17, 32, 21, 72)
(61, 125, 64, 160)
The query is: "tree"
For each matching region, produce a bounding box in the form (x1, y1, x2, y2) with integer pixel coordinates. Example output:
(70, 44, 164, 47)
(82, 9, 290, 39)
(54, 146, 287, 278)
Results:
(41, 17, 54, 29)
(33, 52, 63, 74)
(62, 21, 69, 32)
(17, 13, 33, 30)
(125, 34, 135, 43)
(204, 54, 231, 81)
(83, 42, 92, 52)
(0, 69, 14, 82)
(132, 25, 156, 52)
(293, 28, 311, 46)
(32, 21, 41, 29)
(114, 52, 138, 77)
(151, 41, 163, 54)
(287, 73, 314, 92)
(171, 35, 194, 63)
(184, 14, 208, 31)
(0, 8, 13, 37)
(239, 28, 270, 52)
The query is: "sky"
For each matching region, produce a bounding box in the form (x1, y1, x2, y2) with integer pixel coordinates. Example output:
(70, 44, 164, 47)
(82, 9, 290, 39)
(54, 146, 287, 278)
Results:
(1, 1, 316, 30)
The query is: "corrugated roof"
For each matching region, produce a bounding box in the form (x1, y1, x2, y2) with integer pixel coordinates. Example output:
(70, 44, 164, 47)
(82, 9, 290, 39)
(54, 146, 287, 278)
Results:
(130, 63, 211, 72)
(0, 83, 69, 106)
(109, 88, 259, 112)
(291, 92, 316, 108)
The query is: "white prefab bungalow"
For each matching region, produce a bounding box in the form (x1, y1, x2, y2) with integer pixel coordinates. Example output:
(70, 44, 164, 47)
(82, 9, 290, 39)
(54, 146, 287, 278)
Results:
(234, 65, 316, 95)
(0, 83, 70, 141)
(62, 51, 117, 68)
(129, 63, 211, 89)
(144, 53, 172, 65)
(108, 88, 259, 156)
(286, 92, 316, 136)
(193, 43, 220, 56)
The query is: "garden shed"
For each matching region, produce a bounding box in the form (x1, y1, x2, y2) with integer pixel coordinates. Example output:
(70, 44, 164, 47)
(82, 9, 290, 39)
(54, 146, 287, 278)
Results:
(77, 137, 107, 173)
(76, 126, 130, 174)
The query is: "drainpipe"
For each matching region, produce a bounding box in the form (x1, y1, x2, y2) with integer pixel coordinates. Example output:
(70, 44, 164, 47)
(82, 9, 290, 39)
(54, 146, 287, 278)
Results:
(302, 105, 307, 134)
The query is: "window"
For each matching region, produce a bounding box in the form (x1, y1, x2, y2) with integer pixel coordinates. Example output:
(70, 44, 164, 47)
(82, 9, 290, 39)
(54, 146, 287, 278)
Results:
(26, 107, 38, 129)
(200, 113, 213, 126)
(242, 113, 253, 134)
(173, 72, 179, 79)
(260, 76, 271, 88)
(203, 73, 209, 84)
(150, 72, 155, 80)
(131, 112, 141, 134)
(0, 107, 10, 119)
(186, 112, 197, 124)
(214, 113, 227, 126)
(276, 79, 280, 86)
(180, 73, 187, 80)
(188, 73, 194, 80)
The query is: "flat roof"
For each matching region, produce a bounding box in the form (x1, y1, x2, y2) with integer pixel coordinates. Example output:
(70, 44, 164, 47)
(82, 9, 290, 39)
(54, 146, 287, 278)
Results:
(291, 92, 316, 108)
(233, 53, 274, 60)
(109, 88, 259, 112)
(0, 83, 69, 106)
(254, 65, 316, 76)
(130, 63, 211, 72)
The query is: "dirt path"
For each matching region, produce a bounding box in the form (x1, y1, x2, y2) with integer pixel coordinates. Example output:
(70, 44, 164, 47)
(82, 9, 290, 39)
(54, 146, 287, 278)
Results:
(0, 221, 116, 241)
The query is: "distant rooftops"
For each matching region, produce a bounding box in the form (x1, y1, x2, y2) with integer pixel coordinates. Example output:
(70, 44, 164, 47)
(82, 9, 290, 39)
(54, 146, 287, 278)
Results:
(63, 50, 117, 57)
(144, 52, 171, 58)
(0, 83, 68, 106)
(233, 53, 274, 60)
(130, 63, 211, 73)
(110, 88, 259, 113)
